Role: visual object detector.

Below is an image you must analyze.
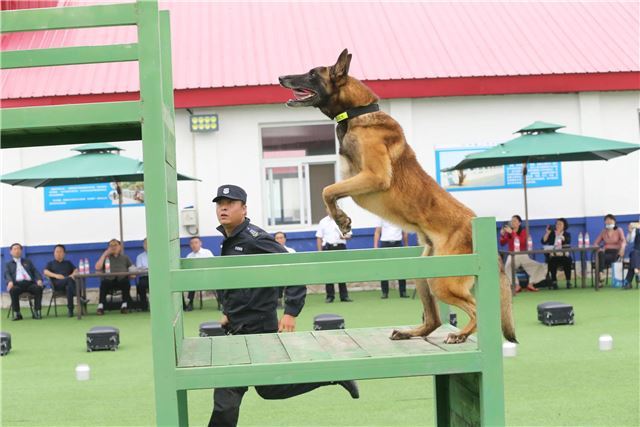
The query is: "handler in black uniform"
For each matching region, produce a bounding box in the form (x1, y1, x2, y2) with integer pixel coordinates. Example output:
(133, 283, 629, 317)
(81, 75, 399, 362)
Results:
(209, 184, 359, 427)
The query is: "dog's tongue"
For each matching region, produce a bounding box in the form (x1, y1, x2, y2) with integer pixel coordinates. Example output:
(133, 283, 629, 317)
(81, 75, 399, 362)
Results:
(294, 89, 313, 100)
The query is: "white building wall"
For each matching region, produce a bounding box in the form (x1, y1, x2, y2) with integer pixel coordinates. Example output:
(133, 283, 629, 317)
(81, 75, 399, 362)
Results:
(2, 90, 639, 247)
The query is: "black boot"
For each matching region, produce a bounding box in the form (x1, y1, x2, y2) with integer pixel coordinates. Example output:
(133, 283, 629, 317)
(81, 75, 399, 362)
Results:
(33, 310, 42, 320)
(12, 312, 23, 321)
(336, 380, 360, 399)
(68, 308, 74, 317)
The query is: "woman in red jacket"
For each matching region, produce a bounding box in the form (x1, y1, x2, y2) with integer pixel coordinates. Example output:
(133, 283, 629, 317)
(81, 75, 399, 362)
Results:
(499, 215, 548, 292)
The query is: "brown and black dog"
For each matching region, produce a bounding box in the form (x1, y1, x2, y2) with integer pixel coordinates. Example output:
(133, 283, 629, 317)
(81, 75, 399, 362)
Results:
(279, 49, 516, 344)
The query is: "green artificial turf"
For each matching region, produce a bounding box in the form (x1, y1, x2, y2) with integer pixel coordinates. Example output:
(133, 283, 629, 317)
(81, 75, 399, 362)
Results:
(1, 287, 638, 426)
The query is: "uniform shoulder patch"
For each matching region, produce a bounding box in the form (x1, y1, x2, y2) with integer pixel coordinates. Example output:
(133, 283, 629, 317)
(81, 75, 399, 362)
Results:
(248, 228, 261, 238)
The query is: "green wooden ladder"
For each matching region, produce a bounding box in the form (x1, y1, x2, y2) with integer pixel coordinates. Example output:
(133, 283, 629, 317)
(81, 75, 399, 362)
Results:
(0, 2, 505, 425)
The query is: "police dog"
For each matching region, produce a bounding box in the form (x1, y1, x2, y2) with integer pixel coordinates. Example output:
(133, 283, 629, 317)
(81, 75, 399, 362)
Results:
(279, 49, 516, 344)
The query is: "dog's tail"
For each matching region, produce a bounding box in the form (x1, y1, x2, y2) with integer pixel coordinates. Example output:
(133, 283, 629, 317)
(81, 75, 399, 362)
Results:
(498, 259, 518, 343)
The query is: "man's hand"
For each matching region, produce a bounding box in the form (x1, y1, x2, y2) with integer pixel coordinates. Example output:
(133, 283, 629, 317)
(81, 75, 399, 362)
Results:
(220, 314, 229, 327)
(37, 280, 43, 287)
(7, 281, 13, 291)
(278, 314, 296, 333)
(56, 273, 65, 280)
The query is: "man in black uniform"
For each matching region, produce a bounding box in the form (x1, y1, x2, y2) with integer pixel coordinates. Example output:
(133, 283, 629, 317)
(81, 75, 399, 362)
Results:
(43, 244, 78, 317)
(209, 184, 359, 427)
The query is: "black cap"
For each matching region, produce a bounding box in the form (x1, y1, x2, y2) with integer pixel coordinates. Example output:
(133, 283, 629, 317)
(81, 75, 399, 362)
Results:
(212, 184, 247, 203)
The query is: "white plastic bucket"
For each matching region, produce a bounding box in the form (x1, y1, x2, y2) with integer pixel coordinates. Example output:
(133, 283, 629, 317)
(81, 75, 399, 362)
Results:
(502, 342, 517, 357)
(75, 364, 90, 381)
(599, 335, 613, 351)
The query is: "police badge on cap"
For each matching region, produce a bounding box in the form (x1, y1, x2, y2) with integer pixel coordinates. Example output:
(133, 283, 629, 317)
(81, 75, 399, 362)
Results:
(212, 185, 247, 203)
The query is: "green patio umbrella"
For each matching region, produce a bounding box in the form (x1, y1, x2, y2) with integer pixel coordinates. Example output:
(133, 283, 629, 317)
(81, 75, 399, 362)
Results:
(1, 143, 199, 248)
(443, 121, 640, 236)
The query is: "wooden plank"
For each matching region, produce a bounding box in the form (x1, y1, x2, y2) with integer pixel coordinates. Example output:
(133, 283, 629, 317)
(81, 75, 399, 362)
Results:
(0, 3, 138, 33)
(311, 330, 369, 359)
(210, 335, 250, 366)
(279, 332, 332, 362)
(246, 334, 290, 364)
(346, 328, 443, 357)
(178, 338, 212, 368)
(449, 373, 481, 427)
(1, 44, 138, 70)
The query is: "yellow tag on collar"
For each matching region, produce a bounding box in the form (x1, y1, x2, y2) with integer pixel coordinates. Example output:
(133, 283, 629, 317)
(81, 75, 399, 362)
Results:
(334, 112, 349, 122)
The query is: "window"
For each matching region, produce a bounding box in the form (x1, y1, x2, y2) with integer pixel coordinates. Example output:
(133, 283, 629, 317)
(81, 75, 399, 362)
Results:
(261, 124, 337, 227)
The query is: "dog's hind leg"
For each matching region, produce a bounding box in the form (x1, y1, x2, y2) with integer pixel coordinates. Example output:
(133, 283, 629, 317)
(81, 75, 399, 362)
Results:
(390, 278, 442, 340)
(429, 276, 477, 344)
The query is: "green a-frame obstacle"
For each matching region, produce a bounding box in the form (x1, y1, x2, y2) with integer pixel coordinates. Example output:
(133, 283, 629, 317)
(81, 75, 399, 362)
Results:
(0, 2, 505, 425)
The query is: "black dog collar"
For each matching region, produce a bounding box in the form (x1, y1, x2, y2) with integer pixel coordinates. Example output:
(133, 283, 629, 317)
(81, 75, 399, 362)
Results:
(334, 103, 380, 122)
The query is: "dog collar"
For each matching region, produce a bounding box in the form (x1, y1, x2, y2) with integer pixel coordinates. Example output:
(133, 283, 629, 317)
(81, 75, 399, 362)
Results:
(334, 103, 380, 122)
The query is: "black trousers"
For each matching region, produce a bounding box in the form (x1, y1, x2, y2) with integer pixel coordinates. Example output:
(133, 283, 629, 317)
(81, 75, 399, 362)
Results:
(52, 277, 76, 309)
(137, 276, 149, 310)
(547, 256, 572, 282)
(626, 250, 639, 283)
(323, 244, 348, 299)
(209, 317, 330, 427)
(599, 248, 620, 271)
(379, 241, 407, 295)
(99, 277, 132, 305)
(10, 280, 43, 312)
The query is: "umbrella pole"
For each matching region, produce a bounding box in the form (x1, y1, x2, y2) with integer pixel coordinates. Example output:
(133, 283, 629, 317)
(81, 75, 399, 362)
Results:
(116, 182, 124, 251)
(522, 162, 530, 239)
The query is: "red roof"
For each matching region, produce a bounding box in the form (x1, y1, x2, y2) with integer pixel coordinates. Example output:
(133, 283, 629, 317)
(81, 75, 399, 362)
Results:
(2, 0, 639, 108)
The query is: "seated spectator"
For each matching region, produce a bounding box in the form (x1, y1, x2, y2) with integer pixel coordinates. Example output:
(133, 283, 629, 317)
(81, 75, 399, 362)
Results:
(95, 239, 133, 315)
(274, 231, 296, 308)
(594, 214, 626, 286)
(499, 215, 547, 292)
(541, 218, 572, 289)
(43, 244, 79, 317)
(624, 221, 640, 289)
(4, 243, 44, 320)
(184, 236, 214, 311)
(135, 237, 149, 311)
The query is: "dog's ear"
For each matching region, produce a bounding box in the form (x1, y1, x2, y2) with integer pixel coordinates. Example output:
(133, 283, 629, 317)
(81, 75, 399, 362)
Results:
(331, 48, 352, 81)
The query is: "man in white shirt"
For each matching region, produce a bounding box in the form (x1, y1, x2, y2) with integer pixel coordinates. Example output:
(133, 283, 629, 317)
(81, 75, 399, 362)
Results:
(135, 237, 150, 311)
(184, 236, 215, 311)
(373, 218, 409, 298)
(316, 214, 353, 303)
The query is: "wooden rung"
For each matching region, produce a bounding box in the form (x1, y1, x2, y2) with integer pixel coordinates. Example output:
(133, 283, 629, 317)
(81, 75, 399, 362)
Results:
(181, 246, 424, 269)
(1, 101, 141, 132)
(0, 3, 138, 34)
(169, 254, 480, 291)
(1, 44, 139, 70)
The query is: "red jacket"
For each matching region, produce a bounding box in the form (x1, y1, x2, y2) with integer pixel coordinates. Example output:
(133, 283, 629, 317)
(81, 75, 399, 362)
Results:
(500, 228, 527, 251)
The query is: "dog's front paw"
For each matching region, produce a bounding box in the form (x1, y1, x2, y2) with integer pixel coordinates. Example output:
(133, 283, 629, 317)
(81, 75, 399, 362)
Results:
(335, 210, 352, 235)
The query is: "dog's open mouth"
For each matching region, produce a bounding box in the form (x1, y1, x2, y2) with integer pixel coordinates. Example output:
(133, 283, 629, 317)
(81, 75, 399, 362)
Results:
(287, 88, 317, 106)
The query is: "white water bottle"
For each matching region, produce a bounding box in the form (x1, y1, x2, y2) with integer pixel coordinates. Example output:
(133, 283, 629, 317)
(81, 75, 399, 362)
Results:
(527, 235, 533, 251)
(84, 258, 90, 274)
(578, 232, 584, 248)
(105, 257, 111, 273)
(555, 236, 563, 249)
(585, 232, 590, 247)
(514, 236, 521, 252)
(78, 259, 85, 274)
